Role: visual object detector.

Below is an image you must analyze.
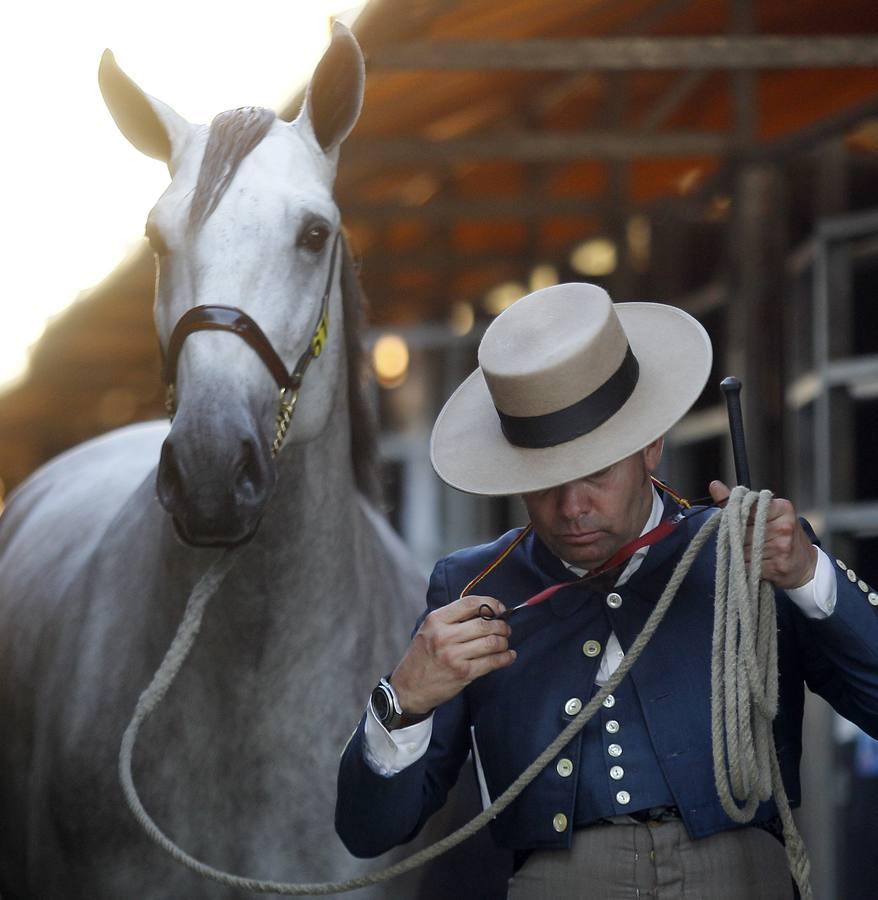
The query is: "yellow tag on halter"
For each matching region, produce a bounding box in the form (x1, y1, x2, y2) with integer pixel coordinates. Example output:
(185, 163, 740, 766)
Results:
(311, 311, 329, 358)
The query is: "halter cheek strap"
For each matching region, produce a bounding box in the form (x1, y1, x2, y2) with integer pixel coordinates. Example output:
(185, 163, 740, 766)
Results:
(160, 233, 341, 457)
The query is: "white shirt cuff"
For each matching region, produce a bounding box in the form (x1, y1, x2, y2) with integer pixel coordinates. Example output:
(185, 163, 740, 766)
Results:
(362, 698, 433, 777)
(785, 547, 837, 619)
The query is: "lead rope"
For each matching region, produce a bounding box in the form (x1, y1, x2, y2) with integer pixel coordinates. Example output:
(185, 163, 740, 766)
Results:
(711, 486, 812, 899)
(120, 487, 810, 896)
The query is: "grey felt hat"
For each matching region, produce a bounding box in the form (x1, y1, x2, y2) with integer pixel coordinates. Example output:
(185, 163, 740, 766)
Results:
(430, 282, 712, 496)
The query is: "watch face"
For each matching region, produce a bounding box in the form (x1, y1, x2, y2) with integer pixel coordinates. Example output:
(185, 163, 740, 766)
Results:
(372, 685, 392, 722)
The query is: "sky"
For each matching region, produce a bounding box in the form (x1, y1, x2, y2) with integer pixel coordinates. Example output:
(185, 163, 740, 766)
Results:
(0, 0, 358, 392)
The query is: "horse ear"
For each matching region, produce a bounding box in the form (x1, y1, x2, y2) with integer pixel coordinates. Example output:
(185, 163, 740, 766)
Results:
(99, 50, 194, 169)
(296, 22, 364, 155)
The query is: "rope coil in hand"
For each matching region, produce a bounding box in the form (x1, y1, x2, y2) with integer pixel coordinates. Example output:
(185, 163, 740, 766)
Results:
(119, 486, 811, 897)
(711, 487, 811, 899)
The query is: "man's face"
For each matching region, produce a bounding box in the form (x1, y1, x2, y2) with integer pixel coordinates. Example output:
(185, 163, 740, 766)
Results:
(522, 440, 662, 569)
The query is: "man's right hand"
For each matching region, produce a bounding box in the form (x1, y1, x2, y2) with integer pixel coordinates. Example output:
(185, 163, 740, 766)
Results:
(390, 595, 517, 715)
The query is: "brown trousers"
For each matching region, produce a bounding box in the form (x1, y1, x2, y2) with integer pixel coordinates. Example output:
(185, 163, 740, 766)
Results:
(506, 820, 794, 899)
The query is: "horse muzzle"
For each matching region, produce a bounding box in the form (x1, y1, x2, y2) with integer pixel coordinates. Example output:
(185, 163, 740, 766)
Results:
(156, 426, 276, 547)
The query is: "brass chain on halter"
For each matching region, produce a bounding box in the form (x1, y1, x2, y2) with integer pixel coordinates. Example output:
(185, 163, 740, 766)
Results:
(160, 234, 341, 458)
(271, 390, 298, 457)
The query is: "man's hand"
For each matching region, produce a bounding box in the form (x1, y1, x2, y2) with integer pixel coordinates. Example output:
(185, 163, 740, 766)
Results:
(709, 480, 818, 589)
(390, 595, 517, 715)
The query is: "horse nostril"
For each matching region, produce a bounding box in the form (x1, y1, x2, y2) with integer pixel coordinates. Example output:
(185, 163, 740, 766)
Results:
(233, 440, 267, 505)
(157, 440, 184, 511)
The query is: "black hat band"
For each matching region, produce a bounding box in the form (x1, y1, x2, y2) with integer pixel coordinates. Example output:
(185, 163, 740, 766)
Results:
(496, 345, 640, 449)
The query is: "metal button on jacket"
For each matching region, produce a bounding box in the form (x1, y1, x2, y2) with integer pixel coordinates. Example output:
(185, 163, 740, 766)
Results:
(616, 790, 631, 805)
(606, 719, 620, 734)
(610, 765, 624, 780)
(869, 592, 878, 606)
(582, 639, 602, 658)
(608, 743, 622, 757)
(836, 558, 847, 570)
(603, 694, 616, 708)
(858, 579, 869, 592)
(848, 569, 858, 582)
(556, 758, 573, 777)
(553, 813, 568, 832)
(606, 592, 622, 608)
(565, 697, 583, 716)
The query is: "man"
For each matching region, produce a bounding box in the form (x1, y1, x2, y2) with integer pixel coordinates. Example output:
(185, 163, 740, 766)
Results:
(336, 283, 878, 898)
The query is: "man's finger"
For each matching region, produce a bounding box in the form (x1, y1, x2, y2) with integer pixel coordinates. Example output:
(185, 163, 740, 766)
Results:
(440, 594, 506, 624)
(460, 632, 512, 661)
(464, 648, 518, 681)
(709, 479, 731, 506)
(452, 615, 511, 646)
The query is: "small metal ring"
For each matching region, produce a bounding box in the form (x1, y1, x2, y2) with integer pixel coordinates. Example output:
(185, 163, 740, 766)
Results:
(479, 603, 499, 621)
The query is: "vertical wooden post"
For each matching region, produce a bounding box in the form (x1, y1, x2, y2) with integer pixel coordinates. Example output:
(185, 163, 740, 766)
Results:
(605, 73, 636, 301)
(726, 161, 787, 492)
(814, 140, 855, 508)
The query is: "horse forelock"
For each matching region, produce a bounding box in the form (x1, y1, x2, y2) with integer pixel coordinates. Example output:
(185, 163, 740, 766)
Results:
(188, 106, 277, 229)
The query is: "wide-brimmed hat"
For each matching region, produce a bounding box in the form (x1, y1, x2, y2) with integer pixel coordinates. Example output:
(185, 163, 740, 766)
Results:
(430, 282, 712, 496)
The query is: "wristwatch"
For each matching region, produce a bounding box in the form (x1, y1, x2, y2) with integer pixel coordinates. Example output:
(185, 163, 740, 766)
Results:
(370, 677, 431, 730)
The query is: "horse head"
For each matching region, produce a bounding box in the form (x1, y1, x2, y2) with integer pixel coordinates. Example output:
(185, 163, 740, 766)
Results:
(99, 24, 365, 547)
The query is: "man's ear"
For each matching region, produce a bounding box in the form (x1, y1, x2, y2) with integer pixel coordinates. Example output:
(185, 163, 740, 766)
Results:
(643, 436, 664, 474)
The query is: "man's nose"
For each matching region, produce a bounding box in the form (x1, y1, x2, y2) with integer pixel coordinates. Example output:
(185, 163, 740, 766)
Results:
(557, 481, 593, 521)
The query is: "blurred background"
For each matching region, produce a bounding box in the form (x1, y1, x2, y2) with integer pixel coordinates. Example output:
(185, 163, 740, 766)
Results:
(2, 1, 878, 896)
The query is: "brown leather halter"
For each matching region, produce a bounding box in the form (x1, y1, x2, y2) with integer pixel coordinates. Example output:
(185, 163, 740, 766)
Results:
(161, 233, 341, 456)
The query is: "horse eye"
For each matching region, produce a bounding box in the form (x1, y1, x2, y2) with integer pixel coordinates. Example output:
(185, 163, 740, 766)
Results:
(299, 224, 330, 253)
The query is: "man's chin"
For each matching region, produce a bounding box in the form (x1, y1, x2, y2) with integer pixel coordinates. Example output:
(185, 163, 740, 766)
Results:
(553, 538, 614, 570)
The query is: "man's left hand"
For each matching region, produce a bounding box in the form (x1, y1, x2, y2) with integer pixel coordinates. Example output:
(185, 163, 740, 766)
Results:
(709, 480, 818, 590)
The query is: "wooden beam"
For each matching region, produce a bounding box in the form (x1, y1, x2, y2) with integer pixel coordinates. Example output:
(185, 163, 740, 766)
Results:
(345, 130, 730, 163)
(662, 91, 878, 229)
(725, 162, 787, 491)
(764, 93, 878, 160)
(731, 0, 757, 147)
(343, 194, 601, 222)
(369, 37, 878, 72)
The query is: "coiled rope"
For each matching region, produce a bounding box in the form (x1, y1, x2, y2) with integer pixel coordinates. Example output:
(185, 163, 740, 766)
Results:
(711, 487, 812, 899)
(119, 486, 811, 897)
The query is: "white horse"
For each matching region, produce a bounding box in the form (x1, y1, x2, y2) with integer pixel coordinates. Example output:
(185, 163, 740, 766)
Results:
(0, 25, 508, 899)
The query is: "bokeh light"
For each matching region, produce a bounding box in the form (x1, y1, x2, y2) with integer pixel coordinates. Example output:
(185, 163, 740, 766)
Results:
(372, 334, 410, 388)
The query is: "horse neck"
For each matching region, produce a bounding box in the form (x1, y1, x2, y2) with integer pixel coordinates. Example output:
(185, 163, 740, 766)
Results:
(251, 377, 360, 562)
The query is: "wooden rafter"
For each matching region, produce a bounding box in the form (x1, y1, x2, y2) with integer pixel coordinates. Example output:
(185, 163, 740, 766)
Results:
(344, 194, 601, 222)
(346, 130, 730, 163)
(370, 36, 878, 71)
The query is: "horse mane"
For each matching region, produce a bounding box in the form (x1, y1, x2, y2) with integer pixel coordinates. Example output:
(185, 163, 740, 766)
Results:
(189, 107, 276, 229)
(340, 235, 381, 503)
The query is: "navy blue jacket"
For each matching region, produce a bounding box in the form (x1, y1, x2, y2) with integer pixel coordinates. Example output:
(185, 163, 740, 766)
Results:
(336, 496, 878, 857)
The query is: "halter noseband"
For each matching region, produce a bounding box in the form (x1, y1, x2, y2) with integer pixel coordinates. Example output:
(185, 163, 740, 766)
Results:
(161, 233, 340, 457)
